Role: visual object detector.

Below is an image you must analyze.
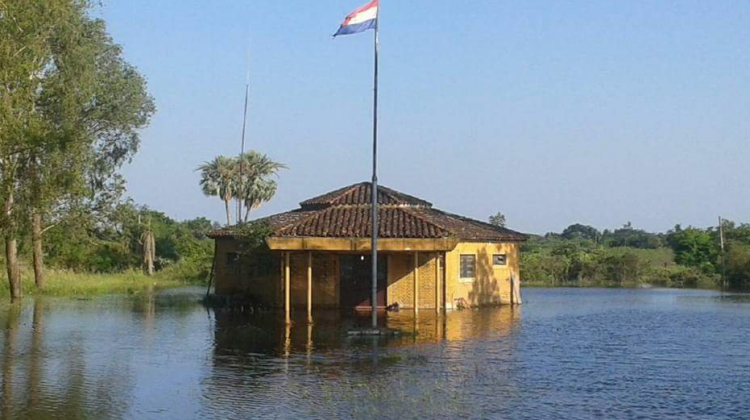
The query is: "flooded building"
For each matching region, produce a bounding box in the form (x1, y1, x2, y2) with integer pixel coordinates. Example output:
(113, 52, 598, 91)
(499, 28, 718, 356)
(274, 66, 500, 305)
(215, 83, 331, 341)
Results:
(208, 182, 525, 312)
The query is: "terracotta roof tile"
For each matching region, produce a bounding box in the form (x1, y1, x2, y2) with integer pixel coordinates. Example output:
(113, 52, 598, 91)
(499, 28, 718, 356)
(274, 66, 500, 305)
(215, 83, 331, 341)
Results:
(276, 206, 450, 239)
(208, 182, 525, 242)
(300, 182, 431, 208)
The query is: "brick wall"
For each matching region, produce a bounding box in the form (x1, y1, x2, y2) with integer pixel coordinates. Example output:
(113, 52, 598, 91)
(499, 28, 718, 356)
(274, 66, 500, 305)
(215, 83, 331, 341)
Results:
(387, 252, 440, 309)
(289, 252, 339, 308)
(213, 239, 280, 305)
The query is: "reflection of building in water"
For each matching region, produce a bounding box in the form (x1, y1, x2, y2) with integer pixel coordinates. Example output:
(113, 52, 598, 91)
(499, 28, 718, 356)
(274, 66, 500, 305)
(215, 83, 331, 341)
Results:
(205, 307, 522, 417)
(212, 306, 521, 356)
(208, 182, 525, 323)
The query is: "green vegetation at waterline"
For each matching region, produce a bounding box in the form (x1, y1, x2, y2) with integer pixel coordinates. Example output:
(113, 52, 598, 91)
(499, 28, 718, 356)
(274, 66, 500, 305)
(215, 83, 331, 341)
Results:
(40, 203, 216, 281)
(0, 269, 194, 298)
(519, 220, 750, 290)
(0, 202, 217, 298)
(1, 1, 155, 300)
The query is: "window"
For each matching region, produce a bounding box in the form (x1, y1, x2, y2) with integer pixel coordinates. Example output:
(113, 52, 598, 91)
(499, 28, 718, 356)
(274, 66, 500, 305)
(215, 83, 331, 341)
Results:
(226, 252, 239, 266)
(460, 255, 476, 279)
(493, 254, 507, 266)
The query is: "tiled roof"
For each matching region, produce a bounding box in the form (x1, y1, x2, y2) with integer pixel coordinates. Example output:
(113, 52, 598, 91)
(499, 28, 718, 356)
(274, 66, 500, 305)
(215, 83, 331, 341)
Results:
(300, 182, 431, 208)
(277, 206, 450, 238)
(209, 182, 525, 242)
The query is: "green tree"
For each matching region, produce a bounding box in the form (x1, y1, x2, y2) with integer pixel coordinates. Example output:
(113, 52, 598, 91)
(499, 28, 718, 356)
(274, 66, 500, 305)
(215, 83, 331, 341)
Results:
(198, 152, 286, 225)
(666, 225, 718, 272)
(181, 217, 218, 240)
(198, 156, 237, 226)
(489, 212, 506, 228)
(237, 151, 286, 222)
(561, 223, 600, 243)
(1, 1, 154, 299)
(725, 242, 750, 290)
(604, 223, 662, 249)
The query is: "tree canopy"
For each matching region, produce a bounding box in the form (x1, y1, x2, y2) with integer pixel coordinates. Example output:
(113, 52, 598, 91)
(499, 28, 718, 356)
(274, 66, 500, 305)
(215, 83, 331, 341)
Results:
(0, 0, 155, 298)
(198, 151, 286, 226)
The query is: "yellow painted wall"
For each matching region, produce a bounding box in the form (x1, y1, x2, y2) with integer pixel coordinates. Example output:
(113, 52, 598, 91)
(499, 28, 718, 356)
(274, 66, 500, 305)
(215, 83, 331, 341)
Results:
(387, 252, 439, 309)
(214, 239, 520, 309)
(444, 242, 519, 308)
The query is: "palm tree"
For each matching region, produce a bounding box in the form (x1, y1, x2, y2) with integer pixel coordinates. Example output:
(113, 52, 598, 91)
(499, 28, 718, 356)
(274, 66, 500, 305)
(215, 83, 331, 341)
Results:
(237, 151, 286, 222)
(197, 156, 237, 226)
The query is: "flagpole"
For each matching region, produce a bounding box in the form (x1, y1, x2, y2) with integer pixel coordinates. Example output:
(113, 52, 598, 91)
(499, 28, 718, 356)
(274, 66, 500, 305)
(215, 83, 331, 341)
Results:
(370, 8, 380, 329)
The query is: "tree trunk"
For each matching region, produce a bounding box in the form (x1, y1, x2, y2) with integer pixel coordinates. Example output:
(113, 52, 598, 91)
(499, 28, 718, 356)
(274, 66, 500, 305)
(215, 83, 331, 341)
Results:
(4, 191, 21, 301)
(5, 237, 21, 300)
(224, 198, 232, 226)
(143, 232, 155, 276)
(148, 233, 155, 276)
(32, 211, 44, 289)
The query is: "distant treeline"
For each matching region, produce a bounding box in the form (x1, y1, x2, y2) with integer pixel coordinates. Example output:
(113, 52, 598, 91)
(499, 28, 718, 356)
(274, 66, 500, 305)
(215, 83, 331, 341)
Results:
(35, 202, 218, 282)
(520, 221, 750, 290)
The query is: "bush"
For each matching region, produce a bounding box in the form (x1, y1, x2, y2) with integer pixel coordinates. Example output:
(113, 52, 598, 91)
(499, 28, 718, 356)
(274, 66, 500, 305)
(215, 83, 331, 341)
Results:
(726, 242, 750, 290)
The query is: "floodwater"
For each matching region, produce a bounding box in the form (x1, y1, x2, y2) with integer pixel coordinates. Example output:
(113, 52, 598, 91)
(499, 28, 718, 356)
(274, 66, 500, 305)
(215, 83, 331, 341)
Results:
(1, 288, 749, 420)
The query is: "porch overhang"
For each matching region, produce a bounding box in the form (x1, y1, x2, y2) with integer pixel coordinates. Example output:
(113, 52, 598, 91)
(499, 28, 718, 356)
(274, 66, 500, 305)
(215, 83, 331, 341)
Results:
(266, 237, 459, 252)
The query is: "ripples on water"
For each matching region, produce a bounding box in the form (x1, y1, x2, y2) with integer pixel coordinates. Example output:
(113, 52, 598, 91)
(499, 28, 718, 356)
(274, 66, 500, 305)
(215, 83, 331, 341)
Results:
(1, 287, 749, 420)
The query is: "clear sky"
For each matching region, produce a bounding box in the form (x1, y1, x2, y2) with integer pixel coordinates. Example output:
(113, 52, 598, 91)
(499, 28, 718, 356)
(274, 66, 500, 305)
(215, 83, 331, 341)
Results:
(99, 0, 750, 235)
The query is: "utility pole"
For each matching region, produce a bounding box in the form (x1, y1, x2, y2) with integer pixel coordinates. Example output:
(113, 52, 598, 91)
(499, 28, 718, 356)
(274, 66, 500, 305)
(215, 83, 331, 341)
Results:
(719, 216, 727, 290)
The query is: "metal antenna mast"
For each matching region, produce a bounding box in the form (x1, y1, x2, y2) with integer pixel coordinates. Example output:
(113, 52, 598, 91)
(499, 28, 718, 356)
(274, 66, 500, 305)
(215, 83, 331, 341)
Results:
(237, 48, 250, 223)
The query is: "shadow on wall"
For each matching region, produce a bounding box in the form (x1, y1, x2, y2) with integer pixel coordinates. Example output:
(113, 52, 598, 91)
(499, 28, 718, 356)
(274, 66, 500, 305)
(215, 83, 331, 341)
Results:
(467, 248, 500, 306)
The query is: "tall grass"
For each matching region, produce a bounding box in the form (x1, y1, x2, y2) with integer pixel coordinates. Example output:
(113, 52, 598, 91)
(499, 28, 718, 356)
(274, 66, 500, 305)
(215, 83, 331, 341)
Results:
(0, 267, 199, 298)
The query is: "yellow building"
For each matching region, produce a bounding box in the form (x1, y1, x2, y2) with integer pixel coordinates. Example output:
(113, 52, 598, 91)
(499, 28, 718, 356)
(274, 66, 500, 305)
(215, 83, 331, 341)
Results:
(208, 182, 525, 314)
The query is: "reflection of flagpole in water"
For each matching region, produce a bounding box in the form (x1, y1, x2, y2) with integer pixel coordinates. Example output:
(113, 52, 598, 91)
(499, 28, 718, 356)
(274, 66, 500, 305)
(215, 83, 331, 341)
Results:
(442, 308, 448, 340)
(306, 322, 313, 365)
(413, 313, 418, 344)
(284, 321, 291, 358)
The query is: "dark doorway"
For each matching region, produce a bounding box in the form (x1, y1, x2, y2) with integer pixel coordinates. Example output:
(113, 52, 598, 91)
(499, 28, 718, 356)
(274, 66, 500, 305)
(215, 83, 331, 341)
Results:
(339, 254, 387, 309)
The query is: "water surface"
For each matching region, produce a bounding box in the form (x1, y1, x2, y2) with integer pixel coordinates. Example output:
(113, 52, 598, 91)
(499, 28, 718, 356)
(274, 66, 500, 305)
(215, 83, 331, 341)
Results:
(1, 288, 749, 420)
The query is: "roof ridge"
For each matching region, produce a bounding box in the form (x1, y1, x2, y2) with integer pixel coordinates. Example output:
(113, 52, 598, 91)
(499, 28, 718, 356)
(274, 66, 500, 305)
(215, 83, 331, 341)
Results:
(301, 182, 433, 208)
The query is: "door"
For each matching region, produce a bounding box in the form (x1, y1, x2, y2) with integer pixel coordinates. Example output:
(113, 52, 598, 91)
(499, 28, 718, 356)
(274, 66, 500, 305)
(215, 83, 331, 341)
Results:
(339, 255, 387, 309)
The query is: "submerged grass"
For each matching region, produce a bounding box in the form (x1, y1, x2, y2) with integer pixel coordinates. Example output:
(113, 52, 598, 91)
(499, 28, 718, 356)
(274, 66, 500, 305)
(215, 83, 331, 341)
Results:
(0, 267, 199, 299)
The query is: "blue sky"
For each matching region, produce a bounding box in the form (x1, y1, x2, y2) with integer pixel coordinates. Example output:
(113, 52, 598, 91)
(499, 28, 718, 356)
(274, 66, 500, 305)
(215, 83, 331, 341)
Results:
(99, 0, 750, 234)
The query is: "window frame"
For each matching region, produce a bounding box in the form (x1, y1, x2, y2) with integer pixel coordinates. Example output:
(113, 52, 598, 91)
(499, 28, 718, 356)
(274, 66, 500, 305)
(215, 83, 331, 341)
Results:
(459, 254, 476, 283)
(493, 254, 507, 266)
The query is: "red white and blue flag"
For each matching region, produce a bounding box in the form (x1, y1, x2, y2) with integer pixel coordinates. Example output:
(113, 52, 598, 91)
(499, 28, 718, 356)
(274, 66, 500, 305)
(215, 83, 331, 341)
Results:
(334, 0, 379, 37)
